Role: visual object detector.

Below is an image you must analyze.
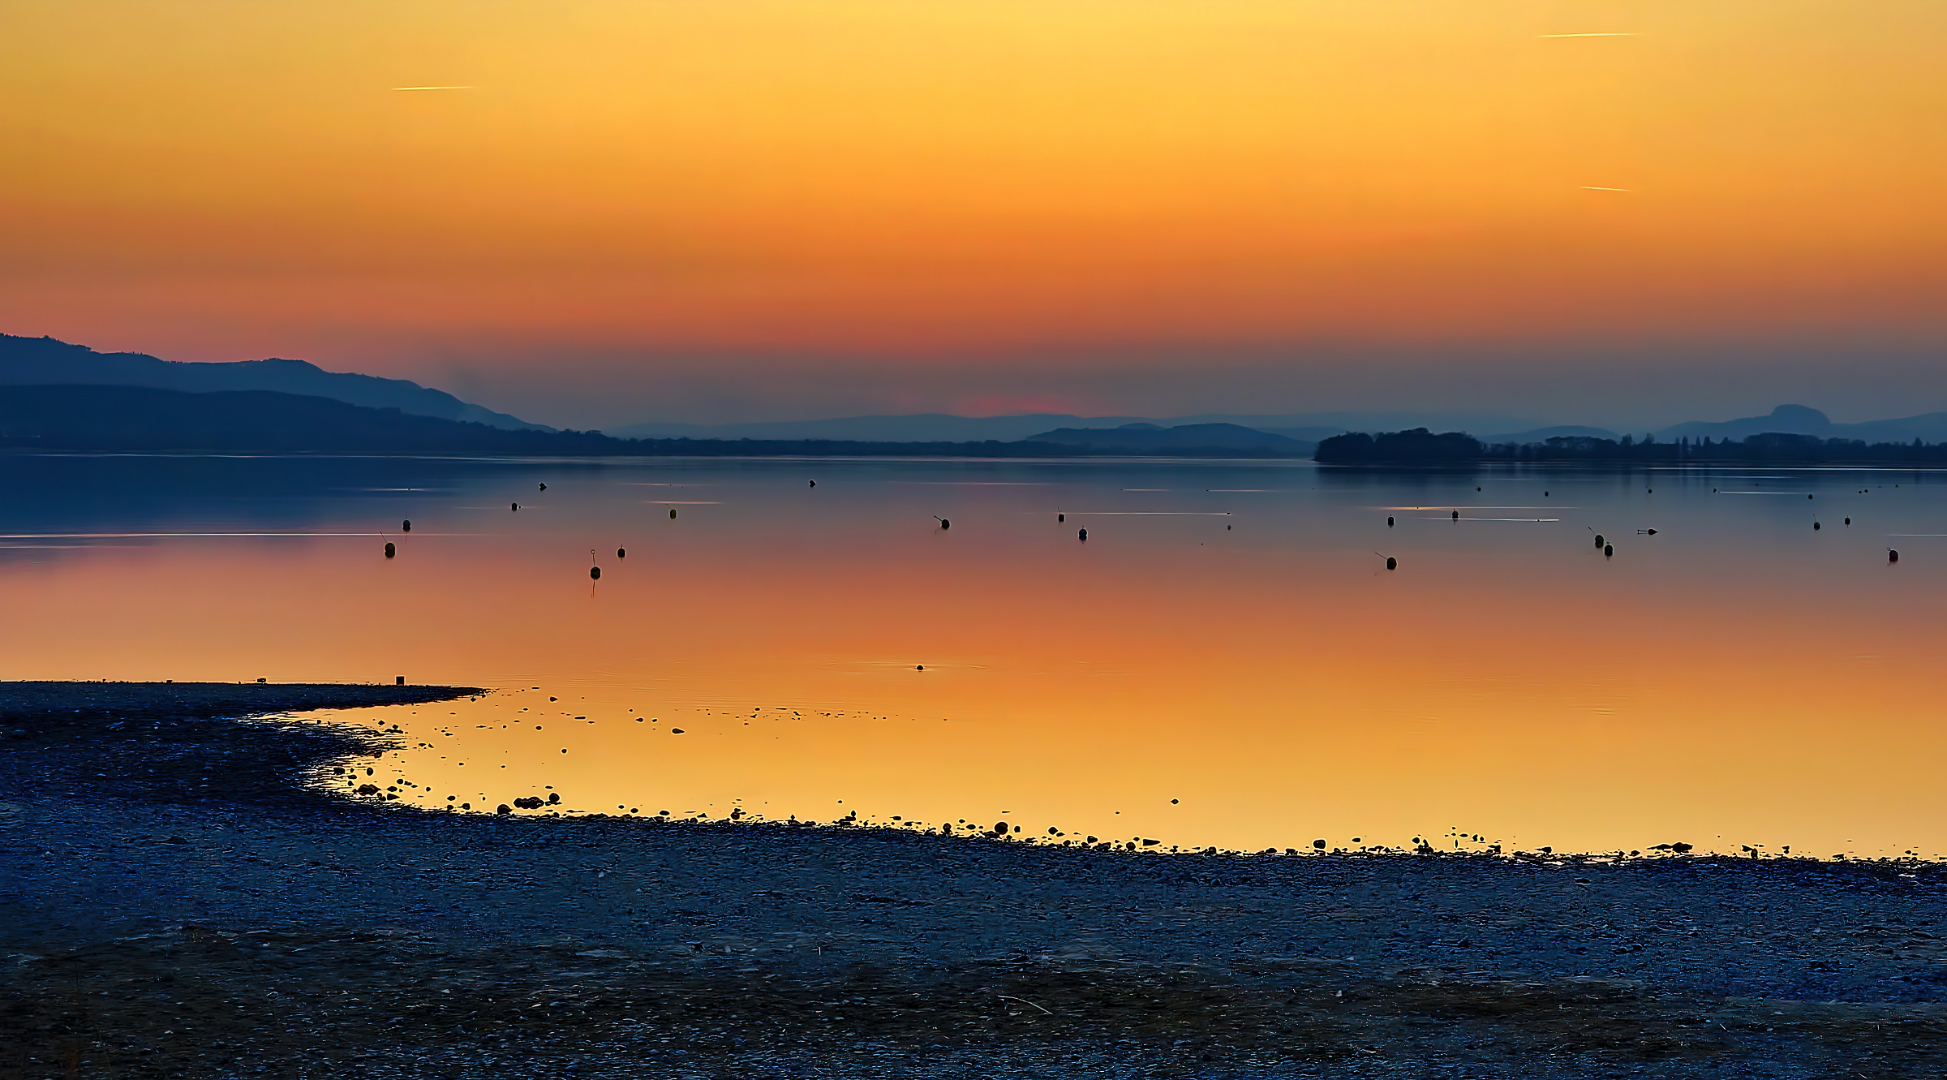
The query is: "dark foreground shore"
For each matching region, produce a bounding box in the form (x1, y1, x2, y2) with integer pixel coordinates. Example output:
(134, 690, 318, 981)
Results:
(3, 683, 1944, 1078)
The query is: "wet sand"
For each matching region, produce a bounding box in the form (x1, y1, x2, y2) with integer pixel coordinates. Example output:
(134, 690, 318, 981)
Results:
(3, 682, 1944, 1078)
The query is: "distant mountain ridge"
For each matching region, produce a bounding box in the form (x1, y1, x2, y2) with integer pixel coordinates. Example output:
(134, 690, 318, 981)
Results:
(0, 334, 549, 432)
(0, 385, 1306, 457)
(612, 411, 1530, 443)
(1655, 404, 1947, 445)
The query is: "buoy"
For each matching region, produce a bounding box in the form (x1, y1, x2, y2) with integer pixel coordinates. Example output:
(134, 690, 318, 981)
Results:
(617, 548, 626, 558)
(1544, 491, 1549, 496)
(1387, 516, 1394, 527)
(669, 508, 676, 519)
(1385, 556, 1397, 570)
(916, 664, 924, 671)
(1807, 494, 1813, 499)
(590, 566, 601, 580)
(402, 519, 411, 532)
(1058, 513, 1065, 523)
(384, 542, 395, 558)
(1889, 549, 1899, 563)
(1452, 510, 1459, 520)
(1605, 544, 1614, 557)
(1845, 517, 1851, 525)
(1078, 528, 1088, 541)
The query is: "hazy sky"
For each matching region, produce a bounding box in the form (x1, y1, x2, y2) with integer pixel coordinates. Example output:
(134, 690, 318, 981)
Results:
(2, 1, 1942, 430)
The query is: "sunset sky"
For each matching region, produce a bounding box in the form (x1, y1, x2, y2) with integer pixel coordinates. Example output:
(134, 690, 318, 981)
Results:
(2, 1, 1942, 429)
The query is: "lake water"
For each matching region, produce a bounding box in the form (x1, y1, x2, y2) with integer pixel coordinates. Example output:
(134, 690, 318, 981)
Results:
(4, 452, 1943, 859)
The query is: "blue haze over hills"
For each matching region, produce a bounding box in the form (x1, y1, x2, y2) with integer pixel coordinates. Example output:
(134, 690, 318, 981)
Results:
(0, 334, 551, 432)
(9, 333, 1947, 449)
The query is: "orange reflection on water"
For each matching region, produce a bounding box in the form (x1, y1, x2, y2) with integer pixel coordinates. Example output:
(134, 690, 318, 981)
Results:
(4, 457, 1943, 858)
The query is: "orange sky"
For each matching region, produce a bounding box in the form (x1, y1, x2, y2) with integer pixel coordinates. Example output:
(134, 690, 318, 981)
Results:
(2, 1, 1943, 426)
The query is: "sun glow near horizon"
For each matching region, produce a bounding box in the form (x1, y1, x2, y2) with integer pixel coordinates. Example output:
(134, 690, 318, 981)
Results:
(0, 0, 1942, 420)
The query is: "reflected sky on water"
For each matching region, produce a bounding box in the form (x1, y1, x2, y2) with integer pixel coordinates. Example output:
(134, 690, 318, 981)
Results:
(4, 452, 1944, 859)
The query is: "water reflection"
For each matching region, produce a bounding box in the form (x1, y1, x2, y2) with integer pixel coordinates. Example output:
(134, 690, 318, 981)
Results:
(3, 452, 1943, 859)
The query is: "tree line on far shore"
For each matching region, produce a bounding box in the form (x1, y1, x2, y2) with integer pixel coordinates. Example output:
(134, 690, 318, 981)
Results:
(1314, 427, 1947, 465)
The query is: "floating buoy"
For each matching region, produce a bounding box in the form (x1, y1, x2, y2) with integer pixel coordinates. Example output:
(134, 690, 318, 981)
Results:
(1605, 544, 1614, 557)
(1595, 534, 1604, 547)
(1387, 516, 1394, 527)
(1058, 513, 1065, 523)
(402, 519, 411, 532)
(617, 548, 626, 558)
(1845, 517, 1851, 526)
(669, 508, 676, 519)
(591, 566, 601, 580)
(916, 664, 924, 671)
(384, 542, 395, 558)
(1544, 491, 1549, 496)
(1889, 549, 1899, 563)
(1452, 510, 1459, 520)
(1807, 494, 1813, 499)
(1385, 556, 1397, 570)
(1078, 527, 1088, 541)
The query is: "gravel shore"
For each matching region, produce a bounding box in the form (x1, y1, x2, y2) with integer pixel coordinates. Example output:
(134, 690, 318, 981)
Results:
(3, 682, 1944, 1078)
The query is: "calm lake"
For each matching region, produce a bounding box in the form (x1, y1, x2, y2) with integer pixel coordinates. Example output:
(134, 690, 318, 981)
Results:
(4, 452, 1942, 859)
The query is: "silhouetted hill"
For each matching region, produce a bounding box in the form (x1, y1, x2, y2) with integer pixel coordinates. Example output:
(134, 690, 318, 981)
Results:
(1022, 423, 1312, 456)
(0, 333, 549, 432)
(0, 385, 1293, 457)
(0, 385, 606, 453)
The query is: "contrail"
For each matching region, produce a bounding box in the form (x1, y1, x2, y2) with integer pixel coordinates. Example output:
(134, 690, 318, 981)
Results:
(391, 85, 473, 91)
(1539, 33, 1638, 38)
(1581, 186, 1631, 192)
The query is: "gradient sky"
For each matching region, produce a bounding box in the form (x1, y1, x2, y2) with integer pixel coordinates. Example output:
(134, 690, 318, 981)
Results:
(2, 1, 1943, 430)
